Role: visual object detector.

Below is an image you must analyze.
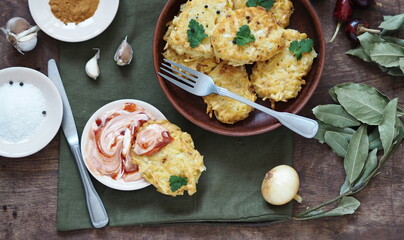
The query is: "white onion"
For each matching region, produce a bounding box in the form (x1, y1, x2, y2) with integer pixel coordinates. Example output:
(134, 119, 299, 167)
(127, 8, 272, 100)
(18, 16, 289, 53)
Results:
(261, 165, 302, 205)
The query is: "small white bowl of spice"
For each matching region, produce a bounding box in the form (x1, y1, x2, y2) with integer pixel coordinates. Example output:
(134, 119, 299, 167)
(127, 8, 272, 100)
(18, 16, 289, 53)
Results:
(0, 67, 63, 158)
(28, 0, 120, 42)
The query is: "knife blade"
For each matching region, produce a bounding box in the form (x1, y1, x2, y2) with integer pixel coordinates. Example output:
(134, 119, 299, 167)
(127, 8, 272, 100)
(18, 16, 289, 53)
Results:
(48, 59, 109, 228)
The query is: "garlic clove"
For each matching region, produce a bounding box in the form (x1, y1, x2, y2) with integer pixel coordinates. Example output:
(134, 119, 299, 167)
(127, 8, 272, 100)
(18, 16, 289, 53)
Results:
(6, 17, 30, 34)
(85, 48, 101, 80)
(17, 33, 38, 52)
(114, 36, 133, 66)
(15, 25, 40, 39)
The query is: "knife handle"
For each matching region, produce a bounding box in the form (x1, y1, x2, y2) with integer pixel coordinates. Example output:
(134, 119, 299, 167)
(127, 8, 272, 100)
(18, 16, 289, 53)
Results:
(71, 145, 109, 228)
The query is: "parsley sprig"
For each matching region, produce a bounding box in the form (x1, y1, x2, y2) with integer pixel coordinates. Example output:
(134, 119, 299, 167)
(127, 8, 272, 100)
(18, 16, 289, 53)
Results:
(169, 175, 188, 192)
(246, 0, 275, 11)
(234, 25, 255, 46)
(289, 38, 314, 60)
(187, 19, 208, 48)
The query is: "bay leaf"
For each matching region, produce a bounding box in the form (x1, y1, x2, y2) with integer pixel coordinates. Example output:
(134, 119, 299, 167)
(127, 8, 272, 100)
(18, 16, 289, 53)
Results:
(346, 47, 372, 62)
(369, 42, 404, 68)
(325, 131, 350, 158)
(329, 88, 339, 103)
(358, 32, 385, 55)
(379, 14, 404, 31)
(315, 121, 355, 143)
(335, 88, 386, 125)
(330, 83, 404, 116)
(379, 65, 404, 77)
(378, 64, 389, 73)
(368, 128, 383, 150)
(339, 177, 351, 195)
(396, 117, 404, 135)
(321, 196, 360, 217)
(400, 58, 404, 73)
(354, 148, 378, 189)
(394, 118, 404, 143)
(311, 197, 361, 219)
(301, 210, 325, 218)
(313, 104, 360, 128)
(386, 66, 404, 77)
(382, 36, 404, 47)
(378, 98, 398, 153)
(344, 125, 369, 184)
(297, 197, 360, 220)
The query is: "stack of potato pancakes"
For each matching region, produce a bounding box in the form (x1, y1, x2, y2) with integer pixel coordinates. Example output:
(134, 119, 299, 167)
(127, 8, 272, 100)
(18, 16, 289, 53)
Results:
(163, 0, 317, 124)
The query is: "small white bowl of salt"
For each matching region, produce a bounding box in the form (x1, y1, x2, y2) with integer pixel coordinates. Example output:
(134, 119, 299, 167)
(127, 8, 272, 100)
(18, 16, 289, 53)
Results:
(0, 67, 63, 158)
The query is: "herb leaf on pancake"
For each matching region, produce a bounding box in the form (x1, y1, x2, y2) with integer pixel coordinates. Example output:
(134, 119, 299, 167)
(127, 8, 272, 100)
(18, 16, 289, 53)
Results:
(187, 19, 208, 48)
(234, 25, 255, 46)
(246, 0, 275, 11)
(169, 175, 188, 192)
(289, 38, 314, 60)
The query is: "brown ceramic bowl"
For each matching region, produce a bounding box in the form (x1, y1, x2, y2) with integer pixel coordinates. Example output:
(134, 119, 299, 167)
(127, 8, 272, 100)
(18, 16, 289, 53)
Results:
(153, 0, 325, 137)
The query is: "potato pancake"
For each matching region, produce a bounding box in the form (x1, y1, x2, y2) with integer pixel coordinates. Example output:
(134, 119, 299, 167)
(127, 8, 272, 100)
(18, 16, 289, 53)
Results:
(211, 7, 285, 66)
(162, 47, 218, 74)
(203, 62, 256, 124)
(131, 120, 205, 196)
(232, 0, 294, 28)
(164, 0, 232, 60)
(251, 29, 317, 103)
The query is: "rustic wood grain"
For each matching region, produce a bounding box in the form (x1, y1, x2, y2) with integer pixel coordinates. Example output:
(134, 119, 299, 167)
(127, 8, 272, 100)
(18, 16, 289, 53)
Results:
(0, 0, 403, 239)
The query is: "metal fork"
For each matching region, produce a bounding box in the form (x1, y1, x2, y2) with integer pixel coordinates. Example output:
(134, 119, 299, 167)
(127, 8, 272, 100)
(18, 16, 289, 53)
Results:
(158, 59, 318, 138)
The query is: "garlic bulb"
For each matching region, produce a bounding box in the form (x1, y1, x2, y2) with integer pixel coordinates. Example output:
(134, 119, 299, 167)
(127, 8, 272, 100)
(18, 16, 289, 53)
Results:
(1, 17, 40, 54)
(85, 48, 100, 80)
(114, 36, 133, 66)
(261, 165, 302, 205)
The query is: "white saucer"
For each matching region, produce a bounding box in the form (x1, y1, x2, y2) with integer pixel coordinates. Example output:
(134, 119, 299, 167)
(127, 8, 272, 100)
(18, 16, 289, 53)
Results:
(81, 99, 166, 191)
(0, 67, 63, 158)
(28, 0, 120, 42)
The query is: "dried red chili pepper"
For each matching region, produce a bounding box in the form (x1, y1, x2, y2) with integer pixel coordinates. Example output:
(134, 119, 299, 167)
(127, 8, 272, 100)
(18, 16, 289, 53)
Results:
(329, 0, 353, 42)
(345, 19, 380, 43)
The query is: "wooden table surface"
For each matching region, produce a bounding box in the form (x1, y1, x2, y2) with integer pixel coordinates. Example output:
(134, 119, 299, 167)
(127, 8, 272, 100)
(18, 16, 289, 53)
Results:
(0, 0, 403, 239)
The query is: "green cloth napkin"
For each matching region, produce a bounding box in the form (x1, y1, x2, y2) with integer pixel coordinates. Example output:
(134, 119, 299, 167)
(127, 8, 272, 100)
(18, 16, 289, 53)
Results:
(57, 0, 294, 231)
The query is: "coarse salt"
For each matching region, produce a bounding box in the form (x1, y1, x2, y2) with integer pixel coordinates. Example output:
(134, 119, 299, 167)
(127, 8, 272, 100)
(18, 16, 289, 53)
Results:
(0, 81, 46, 143)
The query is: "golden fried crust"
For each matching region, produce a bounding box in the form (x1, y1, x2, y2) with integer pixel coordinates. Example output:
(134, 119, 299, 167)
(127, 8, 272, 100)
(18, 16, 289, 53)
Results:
(203, 62, 256, 124)
(211, 7, 285, 66)
(232, 0, 294, 28)
(271, 0, 294, 28)
(131, 120, 205, 196)
(162, 47, 218, 74)
(164, 0, 232, 59)
(251, 29, 317, 103)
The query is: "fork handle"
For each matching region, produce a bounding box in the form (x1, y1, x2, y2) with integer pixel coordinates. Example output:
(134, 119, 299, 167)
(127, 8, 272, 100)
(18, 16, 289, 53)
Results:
(216, 87, 318, 138)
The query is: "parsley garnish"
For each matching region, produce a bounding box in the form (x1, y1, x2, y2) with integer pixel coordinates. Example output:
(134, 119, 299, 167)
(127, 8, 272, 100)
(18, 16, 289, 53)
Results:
(169, 175, 188, 192)
(234, 25, 255, 46)
(187, 19, 208, 48)
(246, 0, 275, 11)
(289, 38, 314, 60)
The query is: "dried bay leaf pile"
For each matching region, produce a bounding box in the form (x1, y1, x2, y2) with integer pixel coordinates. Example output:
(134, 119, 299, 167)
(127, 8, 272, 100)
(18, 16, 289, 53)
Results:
(294, 83, 403, 220)
(346, 13, 404, 77)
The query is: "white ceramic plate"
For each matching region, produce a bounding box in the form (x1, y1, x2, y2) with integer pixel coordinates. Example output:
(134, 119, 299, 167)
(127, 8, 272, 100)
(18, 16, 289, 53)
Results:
(28, 0, 119, 42)
(81, 99, 166, 191)
(0, 67, 63, 158)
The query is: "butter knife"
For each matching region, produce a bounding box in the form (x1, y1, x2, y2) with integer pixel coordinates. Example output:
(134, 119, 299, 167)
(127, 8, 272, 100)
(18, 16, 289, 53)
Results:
(48, 59, 109, 228)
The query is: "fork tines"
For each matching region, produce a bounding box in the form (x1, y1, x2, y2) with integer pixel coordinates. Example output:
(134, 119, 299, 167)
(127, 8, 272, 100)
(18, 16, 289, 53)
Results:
(159, 59, 198, 90)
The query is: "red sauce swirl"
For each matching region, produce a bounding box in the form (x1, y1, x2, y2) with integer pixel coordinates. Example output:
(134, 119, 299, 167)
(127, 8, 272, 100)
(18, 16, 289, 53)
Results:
(85, 103, 153, 182)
